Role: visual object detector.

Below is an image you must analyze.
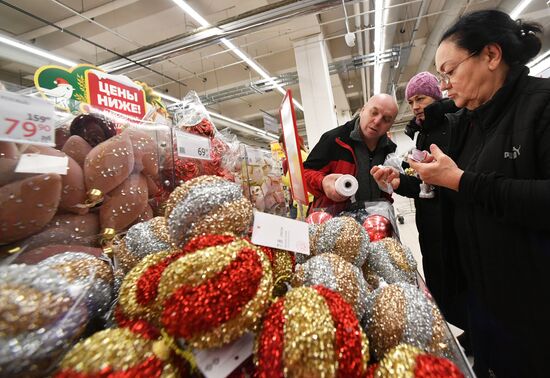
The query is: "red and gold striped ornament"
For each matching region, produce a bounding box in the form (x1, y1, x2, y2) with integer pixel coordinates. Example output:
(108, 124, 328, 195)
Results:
(54, 328, 185, 378)
(117, 234, 273, 349)
(255, 285, 369, 378)
(373, 344, 464, 378)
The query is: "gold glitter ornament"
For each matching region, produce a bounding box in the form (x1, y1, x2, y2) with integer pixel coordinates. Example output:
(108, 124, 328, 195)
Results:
(164, 175, 253, 247)
(363, 237, 417, 288)
(310, 216, 370, 267)
(0, 265, 88, 377)
(362, 283, 449, 359)
(55, 328, 182, 377)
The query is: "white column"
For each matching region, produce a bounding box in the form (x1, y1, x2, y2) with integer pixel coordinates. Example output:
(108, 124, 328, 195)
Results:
(293, 34, 339, 149)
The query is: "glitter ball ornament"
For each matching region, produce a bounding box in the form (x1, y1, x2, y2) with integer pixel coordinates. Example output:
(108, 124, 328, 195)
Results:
(259, 246, 295, 297)
(363, 237, 417, 288)
(165, 175, 253, 247)
(117, 235, 273, 349)
(255, 285, 369, 378)
(69, 113, 117, 147)
(117, 216, 173, 273)
(122, 127, 159, 176)
(310, 216, 370, 267)
(374, 344, 464, 378)
(38, 252, 114, 317)
(294, 253, 370, 319)
(363, 214, 393, 242)
(0, 265, 88, 377)
(362, 283, 448, 359)
(305, 211, 333, 225)
(62, 135, 92, 167)
(54, 328, 184, 378)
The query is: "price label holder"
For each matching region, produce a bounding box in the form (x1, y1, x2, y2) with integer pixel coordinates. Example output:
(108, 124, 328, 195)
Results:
(15, 153, 69, 175)
(251, 211, 310, 255)
(193, 333, 254, 378)
(175, 129, 212, 160)
(0, 91, 55, 146)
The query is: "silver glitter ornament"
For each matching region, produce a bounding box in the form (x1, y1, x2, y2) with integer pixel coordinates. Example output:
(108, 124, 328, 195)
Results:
(363, 237, 417, 288)
(0, 264, 88, 377)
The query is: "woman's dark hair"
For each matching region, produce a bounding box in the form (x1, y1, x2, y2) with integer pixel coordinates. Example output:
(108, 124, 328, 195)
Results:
(440, 10, 542, 66)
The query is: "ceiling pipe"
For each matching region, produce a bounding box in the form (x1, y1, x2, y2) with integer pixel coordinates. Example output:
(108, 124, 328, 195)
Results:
(363, 1, 372, 100)
(17, 0, 140, 41)
(101, 0, 342, 73)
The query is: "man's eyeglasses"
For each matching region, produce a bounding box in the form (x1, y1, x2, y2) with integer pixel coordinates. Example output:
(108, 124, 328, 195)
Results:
(437, 52, 477, 86)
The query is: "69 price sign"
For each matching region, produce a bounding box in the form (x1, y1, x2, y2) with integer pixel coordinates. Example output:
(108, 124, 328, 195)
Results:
(0, 91, 55, 146)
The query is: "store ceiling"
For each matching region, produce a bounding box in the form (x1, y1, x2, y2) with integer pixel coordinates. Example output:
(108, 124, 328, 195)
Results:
(0, 0, 549, 147)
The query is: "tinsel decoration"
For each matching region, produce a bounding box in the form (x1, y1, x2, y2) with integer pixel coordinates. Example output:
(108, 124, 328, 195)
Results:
(255, 285, 369, 378)
(38, 252, 114, 317)
(294, 253, 370, 319)
(54, 328, 184, 378)
(117, 217, 173, 273)
(117, 235, 273, 349)
(259, 246, 296, 297)
(362, 237, 417, 288)
(309, 216, 370, 267)
(0, 265, 88, 377)
(362, 283, 448, 359)
(165, 176, 253, 248)
(373, 344, 464, 378)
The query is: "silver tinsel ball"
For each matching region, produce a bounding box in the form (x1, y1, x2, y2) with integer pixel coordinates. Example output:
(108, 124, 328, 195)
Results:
(363, 237, 417, 288)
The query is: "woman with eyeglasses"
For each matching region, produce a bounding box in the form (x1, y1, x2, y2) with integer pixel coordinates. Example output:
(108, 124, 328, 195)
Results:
(403, 10, 548, 378)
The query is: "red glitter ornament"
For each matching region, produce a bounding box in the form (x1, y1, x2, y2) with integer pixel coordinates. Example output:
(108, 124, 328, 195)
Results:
(174, 160, 202, 183)
(413, 354, 464, 378)
(183, 234, 237, 254)
(362, 214, 392, 241)
(114, 307, 160, 340)
(255, 298, 286, 378)
(314, 286, 366, 378)
(55, 356, 166, 378)
(306, 211, 333, 225)
(161, 248, 263, 339)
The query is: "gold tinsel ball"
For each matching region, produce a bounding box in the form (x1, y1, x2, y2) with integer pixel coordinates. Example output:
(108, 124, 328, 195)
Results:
(294, 253, 371, 319)
(117, 234, 273, 349)
(310, 216, 370, 267)
(54, 328, 183, 377)
(255, 285, 370, 378)
(0, 265, 88, 377)
(362, 283, 448, 359)
(362, 237, 417, 289)
(165, 175, 253, 248)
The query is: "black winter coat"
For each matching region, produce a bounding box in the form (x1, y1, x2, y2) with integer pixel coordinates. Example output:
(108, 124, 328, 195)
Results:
(396, 99, 458, 310)
(441, 66, 550, 377)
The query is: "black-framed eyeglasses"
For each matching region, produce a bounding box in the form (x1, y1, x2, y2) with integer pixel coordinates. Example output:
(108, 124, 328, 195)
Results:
(437, 52, 477, 85)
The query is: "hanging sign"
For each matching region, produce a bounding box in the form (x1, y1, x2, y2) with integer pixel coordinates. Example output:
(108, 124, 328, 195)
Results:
(85, 69, 146, 119)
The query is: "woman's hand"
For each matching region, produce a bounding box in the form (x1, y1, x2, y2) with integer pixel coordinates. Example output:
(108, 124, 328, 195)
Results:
(408, 144, 464, 191)
(370, 165, 401, 191)
(322, 174, 350, 202)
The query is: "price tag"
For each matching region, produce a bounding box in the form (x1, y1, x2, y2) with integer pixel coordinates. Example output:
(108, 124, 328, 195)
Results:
(251, 211, 310, 255)
(0, 91, 55, 146)
(245, 147, 265, 166)
(193, 333, 254, 378)
(175, 129, 212, 160)
(15, 153, 68, 175)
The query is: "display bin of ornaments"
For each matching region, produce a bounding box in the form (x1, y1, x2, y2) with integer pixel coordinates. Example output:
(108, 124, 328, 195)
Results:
(240, 145, 288, 216)
(0, 106, 175, 264)
(1, 174, 474, 377)
(164, 91, 241, 191)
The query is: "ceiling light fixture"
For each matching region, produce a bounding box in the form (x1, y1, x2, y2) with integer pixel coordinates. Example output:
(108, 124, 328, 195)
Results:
(373, 0, 384, 94)
(169, 0, 304, 111)
(509, 0, 534, 19)
(0, 33, 78, 67)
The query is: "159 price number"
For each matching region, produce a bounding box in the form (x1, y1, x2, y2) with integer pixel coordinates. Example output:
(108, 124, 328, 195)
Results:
(4, 113, 52, 138)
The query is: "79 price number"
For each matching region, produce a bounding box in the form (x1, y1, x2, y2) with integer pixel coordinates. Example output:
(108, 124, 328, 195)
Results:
(3, 113, 52, 138)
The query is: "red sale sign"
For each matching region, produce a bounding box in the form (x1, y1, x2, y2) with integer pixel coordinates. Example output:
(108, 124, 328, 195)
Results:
(86, 69, 146, 119)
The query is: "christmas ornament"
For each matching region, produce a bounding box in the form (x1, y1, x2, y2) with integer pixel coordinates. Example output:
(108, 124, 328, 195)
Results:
(69, 113, 117, 147)
(117, 235, 273, 349)
(374, 344, 464, 378)
(0, 265, 88, 377)
(259, 246, 295, 297)
(362, 283, 448, 359)
(165, 176, 253, 248)
(305, 211, 333, 225)
(363, 237, 417, 288)
(255, 285, 369, 378)
(13, 244, 102, 265)
(310, 216, 370, 267)
(294, 253, 370, 319)
(122, 127, 159, 176)
(38, 252, 114, 317)
(62, 135, 92, 167)
(54, 328, 183, 378)
(362, 214, 393, 242)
